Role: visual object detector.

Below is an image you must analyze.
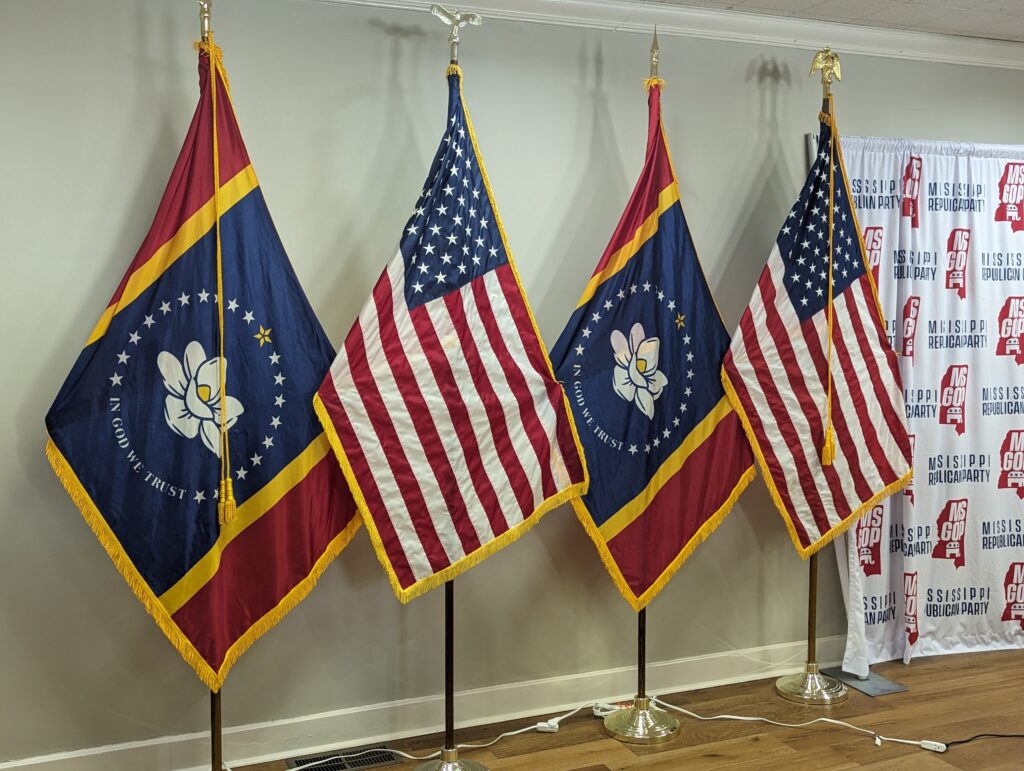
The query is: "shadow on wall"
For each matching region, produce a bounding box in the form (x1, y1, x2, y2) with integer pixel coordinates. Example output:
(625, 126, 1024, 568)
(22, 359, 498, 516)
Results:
(531, 37, 632, 337)
(4, 5, 213, 755)
(312, 17, 434, 339)
(714, 56, 800, 327)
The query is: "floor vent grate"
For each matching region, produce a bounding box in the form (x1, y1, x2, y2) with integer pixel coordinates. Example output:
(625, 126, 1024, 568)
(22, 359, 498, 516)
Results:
(284, 744, 401, 770)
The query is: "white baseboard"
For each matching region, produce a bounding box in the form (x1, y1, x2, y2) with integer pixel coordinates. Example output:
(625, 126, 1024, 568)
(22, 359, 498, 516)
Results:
(0, 635, 844, 771)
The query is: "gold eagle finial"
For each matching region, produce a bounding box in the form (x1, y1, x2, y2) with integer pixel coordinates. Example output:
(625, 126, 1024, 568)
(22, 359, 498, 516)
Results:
(810, 47, 841, 96)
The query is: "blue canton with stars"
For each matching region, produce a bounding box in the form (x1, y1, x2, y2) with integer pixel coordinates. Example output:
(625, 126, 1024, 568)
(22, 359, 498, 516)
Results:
(399, 72, 506, 307)
(779, 118, 865, 322)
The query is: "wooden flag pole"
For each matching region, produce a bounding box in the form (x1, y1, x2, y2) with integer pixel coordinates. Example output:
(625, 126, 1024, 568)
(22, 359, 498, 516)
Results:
(211, 690, 222, 771)
(413, 580, 488, 771)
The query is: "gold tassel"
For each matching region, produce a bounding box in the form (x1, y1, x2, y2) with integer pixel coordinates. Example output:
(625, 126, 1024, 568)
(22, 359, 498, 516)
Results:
(821, 423, 836, 466)
(643, 76, 665, 91)
(218, 477, 237, 525)
(445, 63, 462, 78)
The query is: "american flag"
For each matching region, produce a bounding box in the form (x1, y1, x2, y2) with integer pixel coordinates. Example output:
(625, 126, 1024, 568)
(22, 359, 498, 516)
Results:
(315, 68, 587, 602)
(722, 107, 912, 557)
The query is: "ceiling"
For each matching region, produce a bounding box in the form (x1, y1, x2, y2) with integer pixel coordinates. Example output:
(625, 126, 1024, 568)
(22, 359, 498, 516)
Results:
(639, 0, 1024, 43)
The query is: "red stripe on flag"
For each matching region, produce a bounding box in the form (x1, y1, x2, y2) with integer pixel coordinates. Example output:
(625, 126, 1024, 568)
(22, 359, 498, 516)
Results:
(407, 303, 507, 536)
(844, 279, 913, 467)
(471, 276, 557, 501)
(318, 381, 417, 588)
(590, 88, 674, 277)
(796, 312, 878, 506)
(443, 291, 535, 521)
(494, 266, 585, 484)
(858, 278, 904, 389)
(372, 279, 483, 556)
(344, 323, 450, 573)
(607, 410, 749, 597)
(106, 56, 251, 311)
(723, 342, 811, 549)
(756, 273, 857, 522)
(171, 455, 354, 671)
(740, 298, 832, 538)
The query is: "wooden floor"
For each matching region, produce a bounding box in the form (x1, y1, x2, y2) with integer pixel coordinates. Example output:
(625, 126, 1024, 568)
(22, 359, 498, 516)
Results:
(242, 650, 1024, 770)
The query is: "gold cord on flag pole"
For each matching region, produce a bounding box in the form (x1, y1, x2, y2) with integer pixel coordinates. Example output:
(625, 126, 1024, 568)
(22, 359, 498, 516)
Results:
(196, 1, 237, 524)
(811, 48, 841, 466)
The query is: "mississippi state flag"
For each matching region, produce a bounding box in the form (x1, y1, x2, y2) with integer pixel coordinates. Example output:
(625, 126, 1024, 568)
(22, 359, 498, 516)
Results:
(549, 82, 755, 610)
(722, 100, 913, 557)
(44, 43, 357, 691)
(315, 66, 588, 603)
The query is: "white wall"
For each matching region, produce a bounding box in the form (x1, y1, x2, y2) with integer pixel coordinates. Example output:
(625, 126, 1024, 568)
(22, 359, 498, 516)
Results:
(3, 0, 1024, 766)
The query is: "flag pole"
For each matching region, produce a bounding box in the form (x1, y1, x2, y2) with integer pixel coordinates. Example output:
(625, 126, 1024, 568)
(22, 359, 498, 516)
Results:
(198, 2, 228, 765)
(602, 31, 681, 745)
(775, 47, 849, 706)
(414, 581, 488, 771)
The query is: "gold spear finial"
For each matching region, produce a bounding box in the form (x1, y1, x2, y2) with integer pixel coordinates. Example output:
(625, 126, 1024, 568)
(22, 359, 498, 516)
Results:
(650, 26, 660, 80)
(810, 47, 841, 99)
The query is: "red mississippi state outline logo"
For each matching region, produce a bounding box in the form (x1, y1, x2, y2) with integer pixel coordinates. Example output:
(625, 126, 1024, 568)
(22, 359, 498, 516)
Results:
(996, 297, 1024, 365)
(931, 498, 967, 569)
(902, 296, 921, 360)
(904, 434, 915, 505)
(904, 571, 919, 645)
(939, 364, 968, 436)
(856, 505, 884, 577)
(863, 226, 883, 286)
(998, 430, 1024, 500)
(901, 156, 922, 229)
(995, 163, 1024, 233)
(1001, 562, 1024, 629)
(944, 228, 969, 300)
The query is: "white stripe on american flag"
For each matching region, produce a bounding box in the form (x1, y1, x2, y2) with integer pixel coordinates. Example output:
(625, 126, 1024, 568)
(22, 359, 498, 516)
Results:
(456, 273, 544, 524)
(421, 293, 524, 534)
(328, 346, 436, 580)
(352, 261, 484, 571)
(383, 258, 498, 548)
(482, 271, 574, 493)
(752, 248, 846, 531)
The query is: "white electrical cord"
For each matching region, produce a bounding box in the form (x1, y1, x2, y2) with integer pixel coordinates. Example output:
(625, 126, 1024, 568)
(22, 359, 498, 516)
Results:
(220, 694, 949, 770)
(650, 696, 948, 753)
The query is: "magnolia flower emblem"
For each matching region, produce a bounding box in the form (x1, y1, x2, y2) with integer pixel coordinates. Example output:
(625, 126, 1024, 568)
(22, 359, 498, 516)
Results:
(159, 341, 244, 457)
(611, 323, 668, 419)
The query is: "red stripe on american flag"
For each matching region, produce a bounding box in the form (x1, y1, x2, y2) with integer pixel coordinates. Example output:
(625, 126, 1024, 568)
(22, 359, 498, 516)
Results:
(843, 278, 912, 468)
(796, 308, 879, 505)
(494, 267, 585, 483)
(344, 324, 451, 573)
(471, 274, 558, 501)
(407, 299, 507, 536)
(372, 279, 483, 556)
(442, 291, 535, 522)
(318, 380, 418, 589)
(723, 327, 812, 548)
(759, 272, 860, 525)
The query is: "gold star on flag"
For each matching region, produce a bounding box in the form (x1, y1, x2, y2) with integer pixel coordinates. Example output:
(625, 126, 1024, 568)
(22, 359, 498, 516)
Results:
(675, 313, 686, 330)
(254, 325, 272, 347)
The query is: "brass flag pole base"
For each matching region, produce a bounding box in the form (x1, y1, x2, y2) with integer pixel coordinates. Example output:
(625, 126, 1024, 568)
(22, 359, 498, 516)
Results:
(775, 552, 849, 706)
(415, 747, 489, 771)
(603, 606, 681, 744)
(775, 662, 849, 705)
(603, 695, 681, 744)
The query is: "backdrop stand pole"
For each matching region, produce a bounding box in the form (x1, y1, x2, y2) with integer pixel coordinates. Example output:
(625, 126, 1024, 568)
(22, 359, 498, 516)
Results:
(211, 690, 222, 771)
(415, 581, 488, 771)
(603, 608, 681, 744)
(775, 552, 849, 705)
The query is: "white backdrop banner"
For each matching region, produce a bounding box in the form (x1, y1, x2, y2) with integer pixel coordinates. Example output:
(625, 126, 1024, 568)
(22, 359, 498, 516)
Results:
(836, 136, 1024, 675)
